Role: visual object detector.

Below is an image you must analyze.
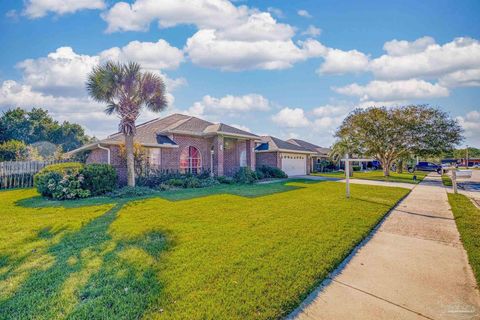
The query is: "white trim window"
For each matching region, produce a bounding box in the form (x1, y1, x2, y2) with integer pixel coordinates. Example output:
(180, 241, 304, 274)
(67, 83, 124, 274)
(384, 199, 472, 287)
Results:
(149, 148, 161, 168)
(240, 150, 247, 167)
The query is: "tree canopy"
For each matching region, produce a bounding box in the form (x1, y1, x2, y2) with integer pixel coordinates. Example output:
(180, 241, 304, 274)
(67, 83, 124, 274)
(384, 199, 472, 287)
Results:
(334, 105, 463, 176)
(0, 108, 91, 152)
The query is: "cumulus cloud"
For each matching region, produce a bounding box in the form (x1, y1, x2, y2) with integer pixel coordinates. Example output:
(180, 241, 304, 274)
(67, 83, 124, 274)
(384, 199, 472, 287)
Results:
(230, 124, 251, 132)
(102, 0, 249, 33)
(185, 30, 325, 71)
(333, 79, 449, 101)
(318, 48, 369, 74)
(456, 111, 480, 145)
(370, 37, 480, 81)
(301, 25, 321, 37)
(102, 0, 330, 71)
(297, 9, 312, 18)
(187, 94, 270, 117)
(99, 39, 184, 71)
(16, 41, 184, 97)
(17, 47, 99, 96)
(382, 36, 436, 56)
(272, 107, 310, 128)
(24, 0, 105, 18)
(439, 68, 480, 87)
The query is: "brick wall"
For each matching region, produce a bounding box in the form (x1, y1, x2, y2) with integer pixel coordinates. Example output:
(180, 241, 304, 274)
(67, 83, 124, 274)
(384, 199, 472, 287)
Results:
(86, 145, 128, 185)
(256, 152, 279, 168)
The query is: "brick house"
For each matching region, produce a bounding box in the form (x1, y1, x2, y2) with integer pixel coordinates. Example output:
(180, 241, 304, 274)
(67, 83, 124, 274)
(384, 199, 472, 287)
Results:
(67, 114, 259, 184)
(287, 139, 331, 172)
(255, 136, 316, 176)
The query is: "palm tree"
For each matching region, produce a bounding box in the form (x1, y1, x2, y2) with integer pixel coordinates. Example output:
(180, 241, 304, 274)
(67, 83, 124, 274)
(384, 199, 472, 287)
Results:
(329, 138, 356, 177)
(87, 61, 167, 186)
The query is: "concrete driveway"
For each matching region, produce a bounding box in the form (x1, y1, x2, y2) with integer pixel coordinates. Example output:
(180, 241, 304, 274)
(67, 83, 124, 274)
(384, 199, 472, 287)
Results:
(288, 174, 480, 320)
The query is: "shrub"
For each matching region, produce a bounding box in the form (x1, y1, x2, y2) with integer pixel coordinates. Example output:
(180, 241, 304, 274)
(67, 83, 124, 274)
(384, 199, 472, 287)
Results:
(199, 177, 220, 188)
(233, 167, 258, 184)
(38, 162, 84, 174)
(50, 174, 90, 200)
(352, 165, 361, 172)
(108, 186, 156, 198)
(34, 162, 88, 199)
(216, 176, 235, 184)
(34, 171, 62, 198)
(166, 178, 184, 187)
(256, 165, 287, 179)
(183, 176, 200, 188)
(80, 164, 117, 196)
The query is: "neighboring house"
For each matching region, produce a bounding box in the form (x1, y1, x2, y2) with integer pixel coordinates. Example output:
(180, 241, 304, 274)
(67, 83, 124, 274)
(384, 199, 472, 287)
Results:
(67, 114, 259, 183)
(255, 136, 316, 176)
(287, 139, 331, 172)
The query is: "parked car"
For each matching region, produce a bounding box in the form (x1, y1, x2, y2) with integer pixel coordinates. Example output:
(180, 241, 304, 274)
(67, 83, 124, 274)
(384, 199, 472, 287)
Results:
(408, 161, 442, 174)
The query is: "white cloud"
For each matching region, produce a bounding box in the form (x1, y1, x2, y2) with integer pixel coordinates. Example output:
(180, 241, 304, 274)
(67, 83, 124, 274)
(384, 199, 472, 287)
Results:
(230, 124, 251, 132)
(24, 0, 105, 18)
(272, 107, 310, 128)
(301, 25, 321, 37)
(17, 47, 99, 96)
(99, 39, 184, 71)
(187, 93, 270, 117)
(439, 68, 480, 87)
(102, 0, 248, 33)
(334, 79, 449, 101)
(456, 111, 480, 145)
(383, 36, 436, 56)
(297, 9, 312, 18)
(216, 12, 295, 41)
(370, 37, 480, 81)
(267, 7, 284, 19)
(16, 41, 184, 97)
(318, 48, 369, 74)
(185, 30, 325, 71)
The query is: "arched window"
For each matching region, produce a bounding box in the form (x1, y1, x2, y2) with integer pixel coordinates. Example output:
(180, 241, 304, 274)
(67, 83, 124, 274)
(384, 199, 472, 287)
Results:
(180, 146, 202, 174)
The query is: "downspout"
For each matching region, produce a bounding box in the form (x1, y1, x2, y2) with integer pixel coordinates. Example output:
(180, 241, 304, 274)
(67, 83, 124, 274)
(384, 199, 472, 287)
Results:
(97, 144, 111, 165)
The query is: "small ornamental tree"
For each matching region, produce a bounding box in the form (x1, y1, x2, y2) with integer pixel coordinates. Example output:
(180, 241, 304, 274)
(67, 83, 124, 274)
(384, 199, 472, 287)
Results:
(334, 105, 463, 176)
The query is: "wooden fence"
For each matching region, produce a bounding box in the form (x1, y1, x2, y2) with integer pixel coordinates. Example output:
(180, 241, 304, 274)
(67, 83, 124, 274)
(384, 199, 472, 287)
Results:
(0, 160, 70, 190)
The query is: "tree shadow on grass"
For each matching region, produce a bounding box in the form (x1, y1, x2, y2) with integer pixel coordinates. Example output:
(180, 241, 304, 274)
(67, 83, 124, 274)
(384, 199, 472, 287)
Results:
(0, 203, 167, 320)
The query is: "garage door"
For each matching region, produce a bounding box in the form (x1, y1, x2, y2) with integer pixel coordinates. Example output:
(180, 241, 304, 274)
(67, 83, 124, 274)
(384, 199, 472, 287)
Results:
(281, 153, 307, 176)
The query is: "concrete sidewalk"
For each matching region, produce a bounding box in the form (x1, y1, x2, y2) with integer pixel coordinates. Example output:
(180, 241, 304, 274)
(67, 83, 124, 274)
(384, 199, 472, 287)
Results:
(289, 174, 480, 320)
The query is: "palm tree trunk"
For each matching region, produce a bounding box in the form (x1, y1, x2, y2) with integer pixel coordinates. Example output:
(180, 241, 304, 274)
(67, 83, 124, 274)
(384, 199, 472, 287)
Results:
(125, 133, 136, 187)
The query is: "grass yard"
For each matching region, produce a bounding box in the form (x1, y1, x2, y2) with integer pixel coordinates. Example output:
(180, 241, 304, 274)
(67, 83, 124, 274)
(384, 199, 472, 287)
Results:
(0, 181, 409, 319)
(448, 193, 480, 286)
(442, 174, 452, 186)
(313, 170, 429, 184)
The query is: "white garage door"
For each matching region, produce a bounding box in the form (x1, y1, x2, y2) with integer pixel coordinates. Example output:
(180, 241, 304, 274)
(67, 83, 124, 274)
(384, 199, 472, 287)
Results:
(281, 153, 307, 176)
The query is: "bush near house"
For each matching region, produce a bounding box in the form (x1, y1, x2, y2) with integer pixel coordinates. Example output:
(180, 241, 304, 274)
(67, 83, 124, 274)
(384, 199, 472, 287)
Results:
(34, 162, 117, 200)
(256, 165, 288, 179)
(80, 164, 118, 196)
(233, 167, 258, 184)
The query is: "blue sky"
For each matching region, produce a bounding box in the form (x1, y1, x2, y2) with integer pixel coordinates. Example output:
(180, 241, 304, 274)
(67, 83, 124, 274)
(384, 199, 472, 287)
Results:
(1, 0, 479, 147)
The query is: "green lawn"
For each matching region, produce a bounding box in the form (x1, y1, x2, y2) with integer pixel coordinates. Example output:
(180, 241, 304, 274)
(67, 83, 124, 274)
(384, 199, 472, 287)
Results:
(313, 170, 429, 184)
(0, 181, 409, 319)
(448, 193, 480, 286)
(442, 174, 452, 186)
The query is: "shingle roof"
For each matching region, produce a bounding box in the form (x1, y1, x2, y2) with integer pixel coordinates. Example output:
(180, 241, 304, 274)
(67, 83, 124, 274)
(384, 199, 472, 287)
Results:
(287, 139, 331, 156)
(100, 113, 258, 145)
(256, 136, 314, 153)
